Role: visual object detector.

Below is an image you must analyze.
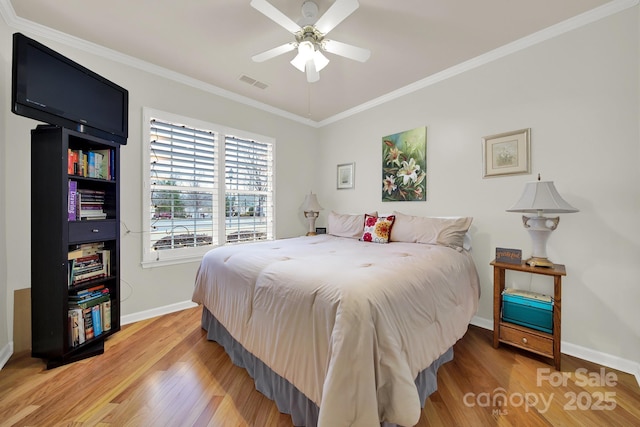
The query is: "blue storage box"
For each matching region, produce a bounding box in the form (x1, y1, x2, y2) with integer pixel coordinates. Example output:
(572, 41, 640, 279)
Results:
(502, 289, 553, 334)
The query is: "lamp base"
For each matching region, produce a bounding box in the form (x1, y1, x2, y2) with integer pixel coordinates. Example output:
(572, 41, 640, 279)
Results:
(306, 231, 317, 236)
(525, 256, 554, 268)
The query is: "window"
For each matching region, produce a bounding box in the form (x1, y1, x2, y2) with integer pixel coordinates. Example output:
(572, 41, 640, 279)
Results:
(142, 108, 274, 266)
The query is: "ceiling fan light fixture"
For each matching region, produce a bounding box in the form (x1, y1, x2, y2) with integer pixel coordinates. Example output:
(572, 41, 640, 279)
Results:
(298, 40, 315, 61)
(291, 46, 329, 76)
(290, 52, 307, 72)
(251, 0, 368, 82)
(313, 50, 329, 71)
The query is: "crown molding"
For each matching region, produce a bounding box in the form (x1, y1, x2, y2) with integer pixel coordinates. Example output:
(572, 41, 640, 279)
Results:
(0, 0, 315, 127)
(318, 0, 639, 126)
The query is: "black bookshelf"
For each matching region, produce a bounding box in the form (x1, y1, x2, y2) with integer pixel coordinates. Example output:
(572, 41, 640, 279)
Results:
(31, 126, 120, 369)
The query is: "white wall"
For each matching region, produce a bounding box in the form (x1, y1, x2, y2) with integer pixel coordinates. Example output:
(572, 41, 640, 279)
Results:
(0, 19, 318, 360)
(315, 7, 640, 369)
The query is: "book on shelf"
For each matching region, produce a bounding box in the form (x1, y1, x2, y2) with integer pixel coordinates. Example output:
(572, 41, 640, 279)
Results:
(68, 308, 85, 347)
(83, 306, 94, 340)
(68, 242, 104, 260)
(69, 292, 109, 310)
(68, 249, 110, 287)
(68, 148, 113, 179)
(70, 287, 106, 303)
(67, 186, 108, 220)
(91, 304, 102, 337)
(73, 283, 106, 295)
(68, 180, 78, 221)
(69, 253, 104, 286)
(87, 151, 98, 178)
(101, 300, 111, 332)
(92, 149, 112, 180)
(70, 289, 111, 342)
(68, 149, 75, 175)
(76, 188, 107, 220)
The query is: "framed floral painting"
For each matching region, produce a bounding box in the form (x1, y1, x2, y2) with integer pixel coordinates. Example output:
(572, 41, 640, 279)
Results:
(482, 128, 530, 178)
(382, 126, 426, 201)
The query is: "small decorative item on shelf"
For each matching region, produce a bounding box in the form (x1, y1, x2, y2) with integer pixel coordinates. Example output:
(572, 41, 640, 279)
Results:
(495, 247, 522, 265)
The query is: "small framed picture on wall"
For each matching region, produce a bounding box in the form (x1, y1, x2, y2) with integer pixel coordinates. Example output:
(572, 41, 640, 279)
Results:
(337, 162, 355, 189)
(482, 128, 531, 178)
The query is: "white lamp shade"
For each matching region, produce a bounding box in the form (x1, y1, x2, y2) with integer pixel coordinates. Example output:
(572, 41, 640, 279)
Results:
(302, 192, 323, 211)
(507, 181, 579, 214)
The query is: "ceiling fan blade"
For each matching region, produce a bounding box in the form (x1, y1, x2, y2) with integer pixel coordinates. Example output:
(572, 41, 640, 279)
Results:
(252, 43, 296, 62)
(305, 60, 320, 83)
(250, 0, 301, 34)
(314, 0, 359, 35)
(322, 39, 370, 62)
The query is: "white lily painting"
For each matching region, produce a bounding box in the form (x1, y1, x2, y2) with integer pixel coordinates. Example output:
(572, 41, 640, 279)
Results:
(382, 126, 426, 202)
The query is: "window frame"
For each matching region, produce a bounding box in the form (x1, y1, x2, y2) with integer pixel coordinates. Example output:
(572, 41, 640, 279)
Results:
(141, 107, 276, 267)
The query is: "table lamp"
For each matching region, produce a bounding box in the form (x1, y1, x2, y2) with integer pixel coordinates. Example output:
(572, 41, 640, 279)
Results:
(302, 191, 323, 236)
(506, 175, 578, 267)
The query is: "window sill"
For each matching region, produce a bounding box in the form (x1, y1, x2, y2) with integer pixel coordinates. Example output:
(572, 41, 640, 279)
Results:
(141, 254, 205, 268)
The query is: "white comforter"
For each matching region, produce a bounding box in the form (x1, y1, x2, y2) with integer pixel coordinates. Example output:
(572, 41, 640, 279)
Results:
(192, 235, 480, 426)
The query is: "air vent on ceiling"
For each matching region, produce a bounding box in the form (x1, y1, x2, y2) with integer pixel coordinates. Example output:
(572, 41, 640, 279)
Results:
(239, 74, 269, 90)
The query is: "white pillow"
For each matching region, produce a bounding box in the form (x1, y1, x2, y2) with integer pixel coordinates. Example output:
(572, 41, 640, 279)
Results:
(390, 211, 472, 250)
(327, 211, 378, 239)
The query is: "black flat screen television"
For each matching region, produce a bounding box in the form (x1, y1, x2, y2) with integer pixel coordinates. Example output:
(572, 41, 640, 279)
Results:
(11, 32, 128, 145)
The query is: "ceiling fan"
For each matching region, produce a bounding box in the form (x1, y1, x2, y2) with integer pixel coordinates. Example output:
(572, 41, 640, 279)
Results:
(250, 0, 371, 83)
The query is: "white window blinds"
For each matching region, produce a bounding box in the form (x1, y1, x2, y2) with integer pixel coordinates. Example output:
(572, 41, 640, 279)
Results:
(145, 111, 274, 264)
(149, 118, 218, 251)
(225, 135, 273, 243)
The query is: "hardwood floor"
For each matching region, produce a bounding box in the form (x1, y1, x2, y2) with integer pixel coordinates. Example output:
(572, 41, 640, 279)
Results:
(1, 306, 638, 426)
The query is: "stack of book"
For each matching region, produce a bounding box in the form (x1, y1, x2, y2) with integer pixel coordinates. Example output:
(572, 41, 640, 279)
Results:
(68, 243, 111, 287)
(77, 188, 107, 220)
(68, 183, 108, 221)
(68, 285, 112, 347)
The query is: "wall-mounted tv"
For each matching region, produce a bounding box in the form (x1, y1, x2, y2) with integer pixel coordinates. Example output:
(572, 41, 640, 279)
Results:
(11, 32, 128, 145)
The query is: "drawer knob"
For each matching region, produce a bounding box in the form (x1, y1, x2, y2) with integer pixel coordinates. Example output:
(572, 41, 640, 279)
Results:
(92, 229, 100, 233)
(522, 337, 528, 344)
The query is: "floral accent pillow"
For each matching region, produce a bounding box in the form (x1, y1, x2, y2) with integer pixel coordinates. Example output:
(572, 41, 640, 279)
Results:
(361, 214, 396, 243)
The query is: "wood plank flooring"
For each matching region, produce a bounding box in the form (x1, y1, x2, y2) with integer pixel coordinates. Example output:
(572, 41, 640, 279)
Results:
(0, 306, 638, 426)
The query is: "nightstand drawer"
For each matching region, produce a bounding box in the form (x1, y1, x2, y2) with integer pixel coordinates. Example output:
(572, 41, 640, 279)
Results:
(69, 220, 117, 243)
(500, 323, 553, 356)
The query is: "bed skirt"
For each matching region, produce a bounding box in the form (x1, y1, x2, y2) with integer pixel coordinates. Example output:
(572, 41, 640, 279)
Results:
(201, 307, 453, 427)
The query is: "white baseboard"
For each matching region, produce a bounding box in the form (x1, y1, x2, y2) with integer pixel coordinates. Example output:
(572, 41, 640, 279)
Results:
(0, 342, 14, 371)
(470, 315, 640, 387)
(470, 315, 493, 331)
(121, 300, 198, 326)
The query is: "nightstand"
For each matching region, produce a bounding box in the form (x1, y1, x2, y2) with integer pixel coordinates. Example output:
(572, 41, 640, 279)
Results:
(491, 259, 566, 370)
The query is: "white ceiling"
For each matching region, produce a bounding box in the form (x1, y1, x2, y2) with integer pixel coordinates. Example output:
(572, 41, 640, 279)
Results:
(4, 0, 621, 123)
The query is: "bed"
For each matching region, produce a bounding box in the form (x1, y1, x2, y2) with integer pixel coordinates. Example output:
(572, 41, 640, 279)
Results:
(192, 212, 480, 426)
